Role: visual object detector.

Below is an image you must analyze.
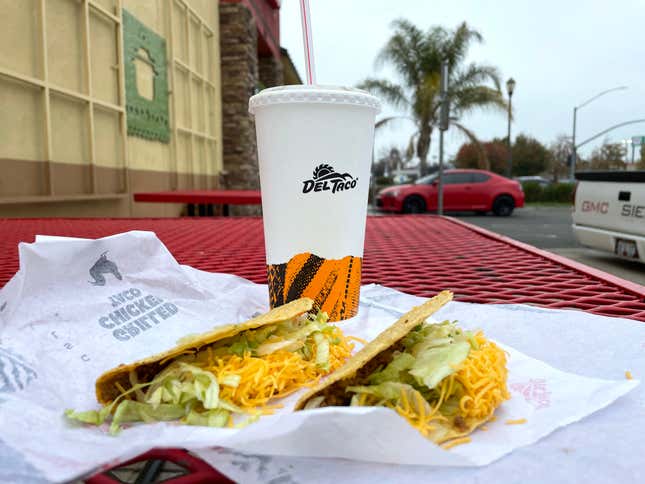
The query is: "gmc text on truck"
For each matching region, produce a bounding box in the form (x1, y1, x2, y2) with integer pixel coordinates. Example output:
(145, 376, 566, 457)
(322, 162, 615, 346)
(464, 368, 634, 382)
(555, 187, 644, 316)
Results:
(573, 171, 645, 263)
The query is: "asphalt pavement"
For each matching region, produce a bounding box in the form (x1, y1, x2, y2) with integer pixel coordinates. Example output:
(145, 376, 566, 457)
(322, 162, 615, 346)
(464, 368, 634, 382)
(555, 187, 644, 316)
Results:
(454, 206, 576, 249)
(370, 205, 645, 286)
(453, 206, 645, 285)
(458, 206, 645, 286)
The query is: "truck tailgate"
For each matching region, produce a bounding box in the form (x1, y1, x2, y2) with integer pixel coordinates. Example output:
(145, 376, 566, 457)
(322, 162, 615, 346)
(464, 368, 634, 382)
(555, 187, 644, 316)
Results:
(574, 178, 645, 237)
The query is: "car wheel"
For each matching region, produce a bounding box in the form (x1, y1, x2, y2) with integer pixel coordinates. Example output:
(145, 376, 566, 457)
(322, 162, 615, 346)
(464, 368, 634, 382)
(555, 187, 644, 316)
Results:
(402, 196, 426, 214)
(492, 195, 515, 216)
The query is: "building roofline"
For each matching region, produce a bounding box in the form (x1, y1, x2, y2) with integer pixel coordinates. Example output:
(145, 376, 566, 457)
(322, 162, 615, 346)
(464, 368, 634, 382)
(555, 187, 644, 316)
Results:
(280, 47, 303, 84)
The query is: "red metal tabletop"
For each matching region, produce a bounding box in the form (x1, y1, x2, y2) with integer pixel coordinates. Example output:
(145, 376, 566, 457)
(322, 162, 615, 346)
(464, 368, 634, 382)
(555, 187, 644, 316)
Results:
(133, 190, 261, 205)
(0, 215, 644, 320)
(2, 215, 644, 483)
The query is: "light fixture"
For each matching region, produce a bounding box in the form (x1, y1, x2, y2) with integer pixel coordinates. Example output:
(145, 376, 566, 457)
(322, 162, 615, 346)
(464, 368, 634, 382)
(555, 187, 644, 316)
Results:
(506, 77, 516, 96)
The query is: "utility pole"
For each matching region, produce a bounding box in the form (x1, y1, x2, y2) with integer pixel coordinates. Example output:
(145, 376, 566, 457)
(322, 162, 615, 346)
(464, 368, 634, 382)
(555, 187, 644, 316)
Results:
(505, 78, 516, 178)
(438, 60, 450, 216)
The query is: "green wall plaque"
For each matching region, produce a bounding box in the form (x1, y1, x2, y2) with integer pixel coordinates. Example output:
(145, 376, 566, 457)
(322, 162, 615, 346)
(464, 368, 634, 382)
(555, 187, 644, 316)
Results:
(123, 9, 170, 143)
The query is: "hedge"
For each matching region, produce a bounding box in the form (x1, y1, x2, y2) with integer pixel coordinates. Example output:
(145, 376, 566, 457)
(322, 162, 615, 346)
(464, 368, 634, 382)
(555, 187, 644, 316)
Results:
(521, 181, 575, 203)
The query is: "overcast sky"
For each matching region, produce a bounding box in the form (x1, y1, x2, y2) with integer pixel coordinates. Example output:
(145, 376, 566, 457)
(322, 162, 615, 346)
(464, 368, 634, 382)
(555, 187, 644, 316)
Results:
(280, 0, 645, 165)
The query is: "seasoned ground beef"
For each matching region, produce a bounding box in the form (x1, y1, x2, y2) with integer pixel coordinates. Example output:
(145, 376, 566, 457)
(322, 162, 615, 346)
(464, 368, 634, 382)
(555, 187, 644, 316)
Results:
(453, 415, 468, 432)
(317, 340, 406, 407)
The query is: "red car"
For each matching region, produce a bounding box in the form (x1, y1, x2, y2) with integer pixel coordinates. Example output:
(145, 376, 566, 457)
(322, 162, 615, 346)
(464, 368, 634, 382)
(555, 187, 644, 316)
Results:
(376, 169, 525, 216)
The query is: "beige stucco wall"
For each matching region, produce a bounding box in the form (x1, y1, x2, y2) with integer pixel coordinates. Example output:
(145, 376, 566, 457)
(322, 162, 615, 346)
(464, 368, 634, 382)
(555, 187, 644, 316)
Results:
(123, 0, 222, 178)
(0, 0, 223, 217)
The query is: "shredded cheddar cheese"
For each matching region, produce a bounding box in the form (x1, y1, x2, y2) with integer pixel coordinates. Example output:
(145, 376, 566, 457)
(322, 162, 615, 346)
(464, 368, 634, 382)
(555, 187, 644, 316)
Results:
(505, 418, 527, 425)
(347, 335, 369, 346)
(391, 386, 447, 437)
(203, 326, 354, 411)
(361, 330, 509, 440)
(378, 375, 457, 437)
(441, 437, 471, 449)
(625, 371, 633, 380)
(454, 332, 510, 419)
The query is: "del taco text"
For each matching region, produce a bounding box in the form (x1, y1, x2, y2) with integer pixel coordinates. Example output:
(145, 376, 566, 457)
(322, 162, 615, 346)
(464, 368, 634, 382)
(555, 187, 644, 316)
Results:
(295, 291, 510, 446)
(66, 298, 354, 434)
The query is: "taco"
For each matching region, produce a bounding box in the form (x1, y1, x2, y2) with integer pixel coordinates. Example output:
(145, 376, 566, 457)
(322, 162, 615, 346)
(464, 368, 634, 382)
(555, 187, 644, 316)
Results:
(66, 298, 355, 434)
(295, 291, 510, 446)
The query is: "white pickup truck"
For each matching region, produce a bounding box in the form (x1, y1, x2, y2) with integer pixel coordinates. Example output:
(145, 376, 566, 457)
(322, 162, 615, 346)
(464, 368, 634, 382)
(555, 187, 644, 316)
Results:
(573, 171, 645, 263)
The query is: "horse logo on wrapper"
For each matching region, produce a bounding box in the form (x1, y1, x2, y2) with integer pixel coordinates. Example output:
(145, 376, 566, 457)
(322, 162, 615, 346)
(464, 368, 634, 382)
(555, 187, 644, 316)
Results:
(89, 252, 122, 286)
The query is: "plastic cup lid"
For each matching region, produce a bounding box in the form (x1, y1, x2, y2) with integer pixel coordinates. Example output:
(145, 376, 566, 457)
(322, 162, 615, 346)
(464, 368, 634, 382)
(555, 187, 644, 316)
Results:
(249, 85, 381, 114)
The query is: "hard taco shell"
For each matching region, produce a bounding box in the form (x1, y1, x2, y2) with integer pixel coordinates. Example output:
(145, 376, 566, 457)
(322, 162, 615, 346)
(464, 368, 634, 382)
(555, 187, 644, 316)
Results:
(96, 297, 314, 405)
(294, 291, 493, 444)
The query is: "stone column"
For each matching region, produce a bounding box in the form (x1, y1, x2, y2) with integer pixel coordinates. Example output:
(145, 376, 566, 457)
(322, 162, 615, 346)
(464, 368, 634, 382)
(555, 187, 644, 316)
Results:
(219, 2, 260, 205)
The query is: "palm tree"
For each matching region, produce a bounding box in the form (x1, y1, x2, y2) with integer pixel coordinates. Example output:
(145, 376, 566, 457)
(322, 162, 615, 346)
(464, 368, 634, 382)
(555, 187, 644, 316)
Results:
(361, 20, 508, 175)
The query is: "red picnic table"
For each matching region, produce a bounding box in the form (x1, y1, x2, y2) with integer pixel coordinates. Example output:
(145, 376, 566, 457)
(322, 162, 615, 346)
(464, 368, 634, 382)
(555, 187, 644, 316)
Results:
(133, 190, 262, 216)
(0, 215, 644, 483)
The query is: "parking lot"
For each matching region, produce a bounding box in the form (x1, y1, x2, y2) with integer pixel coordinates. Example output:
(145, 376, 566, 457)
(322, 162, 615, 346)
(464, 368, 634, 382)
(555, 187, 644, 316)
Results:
(457, 205, 576, 249)
(457, 206, 645, 286)
(371, 205, 645, 286)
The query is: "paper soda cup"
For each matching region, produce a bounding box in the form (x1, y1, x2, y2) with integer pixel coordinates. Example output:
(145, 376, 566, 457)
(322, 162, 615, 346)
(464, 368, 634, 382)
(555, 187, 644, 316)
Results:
(249, 85, 380, 321)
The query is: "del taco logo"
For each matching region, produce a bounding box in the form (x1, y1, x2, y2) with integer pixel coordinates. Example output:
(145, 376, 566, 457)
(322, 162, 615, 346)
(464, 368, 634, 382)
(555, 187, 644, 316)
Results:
(302, 164, 358, 194)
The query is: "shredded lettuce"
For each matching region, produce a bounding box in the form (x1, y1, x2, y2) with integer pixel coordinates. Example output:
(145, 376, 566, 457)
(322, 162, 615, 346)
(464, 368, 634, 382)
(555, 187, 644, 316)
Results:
(184, 408, 230, 427)
(251, 324, 278, 343)
(256, 338, 304, 356)
(229, 334, 258, 356)
(409, 341, 471, 389)
(368, 352, 416, 385)
(66, 311, 338, 434)
(346, 382, 435, 420)
(223, 312, 330, 358)
(142, 363, 213, 408)
(66, 379, 154, 428)
(219, 374, 241, 388)
(65, 406, 112, 426)
(348, 320, 476, 407)
(109, 401, 186, 435)
(347, 381, 414, 401)
(314, 332, 330, 370)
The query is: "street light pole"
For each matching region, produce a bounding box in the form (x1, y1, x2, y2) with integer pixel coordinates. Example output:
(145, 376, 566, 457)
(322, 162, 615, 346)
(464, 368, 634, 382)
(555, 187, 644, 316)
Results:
(571, 106, 577, 179)
(506, 78, 516, 178)
(570, 85, 628, 179)
(438, 60, 450, 216)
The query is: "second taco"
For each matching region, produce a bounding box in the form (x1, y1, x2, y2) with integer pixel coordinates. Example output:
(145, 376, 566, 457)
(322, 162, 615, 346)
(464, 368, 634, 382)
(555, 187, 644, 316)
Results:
(295, 291, 510, 446)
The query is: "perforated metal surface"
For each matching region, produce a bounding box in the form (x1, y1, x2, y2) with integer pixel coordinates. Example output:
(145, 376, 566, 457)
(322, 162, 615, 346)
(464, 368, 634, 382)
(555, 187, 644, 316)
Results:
(3, 216, 644, 482)
(0, 216, 644, 321)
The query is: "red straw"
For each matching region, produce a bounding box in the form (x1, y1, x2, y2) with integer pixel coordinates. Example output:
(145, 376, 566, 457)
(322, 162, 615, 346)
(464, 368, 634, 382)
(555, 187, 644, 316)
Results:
(299, 0, 316, 84)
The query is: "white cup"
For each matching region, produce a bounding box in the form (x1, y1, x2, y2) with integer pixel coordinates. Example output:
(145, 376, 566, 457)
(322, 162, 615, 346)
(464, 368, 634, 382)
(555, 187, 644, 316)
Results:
(249, 85, 380, 321)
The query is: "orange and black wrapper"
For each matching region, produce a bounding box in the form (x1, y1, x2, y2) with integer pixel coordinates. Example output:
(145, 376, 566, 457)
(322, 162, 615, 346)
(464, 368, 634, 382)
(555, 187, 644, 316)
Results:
(267, 252, 361, 321)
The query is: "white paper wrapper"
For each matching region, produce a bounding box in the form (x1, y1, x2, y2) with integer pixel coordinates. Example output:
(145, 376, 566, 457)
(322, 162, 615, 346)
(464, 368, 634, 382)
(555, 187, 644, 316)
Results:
(0, 232, 641, 483)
